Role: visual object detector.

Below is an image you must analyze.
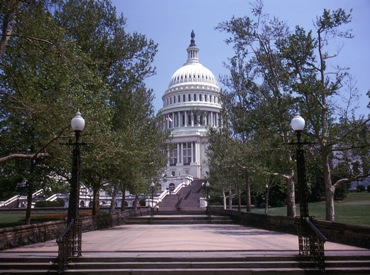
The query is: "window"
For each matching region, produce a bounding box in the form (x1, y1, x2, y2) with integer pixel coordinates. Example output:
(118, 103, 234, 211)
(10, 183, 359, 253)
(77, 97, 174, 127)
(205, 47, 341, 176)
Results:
(183, 143, 191, 165)
(183, 94, 186, 102)
(178, 95, 181, 102)
(170, 148, 177, 166)
(188, 94, 191, 101)
(194, 94, 197, 101)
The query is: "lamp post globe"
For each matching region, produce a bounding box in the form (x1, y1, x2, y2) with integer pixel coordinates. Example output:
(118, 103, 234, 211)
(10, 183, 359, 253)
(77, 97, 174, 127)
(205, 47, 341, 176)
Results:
(291, 114, 305, 132)
(71, 110, 85, 132)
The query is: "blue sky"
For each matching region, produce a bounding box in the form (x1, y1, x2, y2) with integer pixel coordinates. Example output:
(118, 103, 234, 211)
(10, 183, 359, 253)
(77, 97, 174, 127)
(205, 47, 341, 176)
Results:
(112, 0, 370, 117)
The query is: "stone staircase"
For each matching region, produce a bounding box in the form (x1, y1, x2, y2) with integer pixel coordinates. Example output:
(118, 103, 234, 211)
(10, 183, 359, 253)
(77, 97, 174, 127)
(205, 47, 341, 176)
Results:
(158, 179, 205, 211)
(1, 251, 370, 274)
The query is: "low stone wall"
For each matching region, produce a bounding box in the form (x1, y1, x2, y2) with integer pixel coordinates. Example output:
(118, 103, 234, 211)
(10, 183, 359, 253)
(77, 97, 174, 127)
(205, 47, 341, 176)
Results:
(210, 208, 370, 249)
(0, 208, 149, 251)
(0, 220, 65, 250)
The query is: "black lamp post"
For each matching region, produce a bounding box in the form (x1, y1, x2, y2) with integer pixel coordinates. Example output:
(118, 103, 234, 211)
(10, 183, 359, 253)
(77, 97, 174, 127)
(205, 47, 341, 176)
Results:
(67, 110, 85, 223)
(290, 114, 310, 255)
(150, 182, 155, 217)
(205, 181, 210, 218)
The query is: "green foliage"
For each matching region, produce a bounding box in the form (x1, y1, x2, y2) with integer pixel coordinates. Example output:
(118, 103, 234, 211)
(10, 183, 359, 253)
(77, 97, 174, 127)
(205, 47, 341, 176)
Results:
(213, 1, 367, 222)
(35, 198, 64, 208)
(0, 0, 168, 216)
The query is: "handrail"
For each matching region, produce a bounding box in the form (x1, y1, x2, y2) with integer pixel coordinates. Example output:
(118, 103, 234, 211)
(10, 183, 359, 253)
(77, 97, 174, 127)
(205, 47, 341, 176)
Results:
(172, 182, 185, 194)
(175, 197, 183, 209)
(158, 190, 169, 201)
(56, 218, 82, 272)
(305, 217, 326, 274)
(0, 195, 20, 207)
(184, 189, 192, 200)
(57, 219, 75, 243)
(306, 218, 327, 241)
(32, 189, 44, 198)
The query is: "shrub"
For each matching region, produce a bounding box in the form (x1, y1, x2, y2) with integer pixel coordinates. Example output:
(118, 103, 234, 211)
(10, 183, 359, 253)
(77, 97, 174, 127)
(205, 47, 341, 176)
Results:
(35, 199, 65, 207)
(356, 185, 366, 192)
(367, 185, 370, 193)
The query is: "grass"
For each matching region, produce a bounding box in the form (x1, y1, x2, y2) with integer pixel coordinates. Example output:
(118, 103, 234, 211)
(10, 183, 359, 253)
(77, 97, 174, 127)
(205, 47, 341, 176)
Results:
(0, 210, 92, 228)
(253, 192, 370, 226)
(0, 212, 25, 228)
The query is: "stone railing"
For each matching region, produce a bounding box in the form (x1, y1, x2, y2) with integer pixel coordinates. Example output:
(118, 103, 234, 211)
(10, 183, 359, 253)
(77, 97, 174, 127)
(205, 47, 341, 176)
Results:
(209, 207, 370, 249)
(0, 207, 149, 251)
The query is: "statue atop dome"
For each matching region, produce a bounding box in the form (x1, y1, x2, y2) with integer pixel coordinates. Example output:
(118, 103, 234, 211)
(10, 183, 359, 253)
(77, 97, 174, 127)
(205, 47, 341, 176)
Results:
(190, 30, 196, 47)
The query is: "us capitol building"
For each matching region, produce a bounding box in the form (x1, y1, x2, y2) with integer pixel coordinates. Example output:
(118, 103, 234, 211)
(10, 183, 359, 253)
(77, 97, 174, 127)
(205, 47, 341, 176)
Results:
(159, 31, 222, 191)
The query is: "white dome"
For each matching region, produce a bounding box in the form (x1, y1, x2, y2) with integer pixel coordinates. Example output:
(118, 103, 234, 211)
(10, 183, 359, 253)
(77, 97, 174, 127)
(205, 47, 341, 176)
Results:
(169, 63, 218, 87)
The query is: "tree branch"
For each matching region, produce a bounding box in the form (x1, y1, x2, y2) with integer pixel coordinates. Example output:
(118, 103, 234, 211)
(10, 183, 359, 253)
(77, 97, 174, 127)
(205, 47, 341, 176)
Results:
(0, 124, 69, 163)
(333, 173, 370, 189)
(0, 153, 49, 163)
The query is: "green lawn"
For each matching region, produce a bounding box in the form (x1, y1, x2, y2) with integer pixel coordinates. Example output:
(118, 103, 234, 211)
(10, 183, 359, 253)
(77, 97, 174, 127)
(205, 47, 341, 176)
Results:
(253, 192, 370, 226)
(0, 212, 26, 228)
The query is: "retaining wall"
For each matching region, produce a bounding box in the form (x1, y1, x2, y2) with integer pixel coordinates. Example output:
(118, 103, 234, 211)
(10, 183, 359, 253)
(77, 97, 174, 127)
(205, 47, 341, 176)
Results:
(210, 208, 370, 249)
(0, 208, 148, 250)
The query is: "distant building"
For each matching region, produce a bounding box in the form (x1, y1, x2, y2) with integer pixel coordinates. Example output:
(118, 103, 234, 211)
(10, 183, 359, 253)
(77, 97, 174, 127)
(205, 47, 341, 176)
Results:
(159, 31, 222, 191)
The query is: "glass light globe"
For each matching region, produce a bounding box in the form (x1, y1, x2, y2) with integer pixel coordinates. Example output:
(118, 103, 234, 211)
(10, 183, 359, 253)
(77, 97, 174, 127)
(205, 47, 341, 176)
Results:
(291, 114, 305, 131)
(71, 110, 85, 132)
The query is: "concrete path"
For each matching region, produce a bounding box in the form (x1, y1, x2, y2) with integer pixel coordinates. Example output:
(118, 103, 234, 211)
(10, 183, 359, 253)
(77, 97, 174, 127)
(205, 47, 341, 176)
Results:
(2, 218, 369, 259)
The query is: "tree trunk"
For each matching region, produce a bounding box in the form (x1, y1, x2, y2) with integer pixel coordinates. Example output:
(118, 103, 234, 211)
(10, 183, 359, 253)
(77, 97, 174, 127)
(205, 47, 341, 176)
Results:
(109, 182, 119, 214)
(237, 186, 241, 212)
(322, 149, 335, 221)
(228, 187, 232, 210)
(286, 175, 296, 217)
(265, 185, 269, 215)
(245, 175, 251, 212)
(133, 194, 139, 210)
(222, 189, 227, 210)
(92, 183, 100, 216)
(121, 187, 126, 213)
(0, 11, 16, 59)
(24, 160, 35, 225)
(24, 181, 33, 225)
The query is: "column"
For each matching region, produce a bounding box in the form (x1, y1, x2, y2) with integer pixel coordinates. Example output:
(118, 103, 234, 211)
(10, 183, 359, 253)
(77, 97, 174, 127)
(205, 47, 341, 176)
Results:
(177, 143, 180, 164)
(191, 141, 196, 162)
(167, 144, 170, 165)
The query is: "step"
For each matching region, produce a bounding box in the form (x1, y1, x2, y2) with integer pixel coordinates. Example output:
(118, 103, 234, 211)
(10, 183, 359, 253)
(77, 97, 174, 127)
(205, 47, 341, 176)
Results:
(2, 254, 370, 274)
(126, 215, 233, 224)
(67, 260, 315, 269)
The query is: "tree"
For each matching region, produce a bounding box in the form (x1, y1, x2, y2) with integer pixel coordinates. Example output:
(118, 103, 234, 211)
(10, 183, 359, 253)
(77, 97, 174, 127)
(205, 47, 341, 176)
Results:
(0, 0, 113, 223)
(0, 0, 168, 221)
(277, 8, 370, 221)
(53, 0, 168, 214)
(217, 1, 369, 222)
(216, 0, 298, 217)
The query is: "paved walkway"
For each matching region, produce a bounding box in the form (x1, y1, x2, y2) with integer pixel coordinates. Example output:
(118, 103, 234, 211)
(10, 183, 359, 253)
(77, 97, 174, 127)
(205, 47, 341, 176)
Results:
(2, 218, 370, 258)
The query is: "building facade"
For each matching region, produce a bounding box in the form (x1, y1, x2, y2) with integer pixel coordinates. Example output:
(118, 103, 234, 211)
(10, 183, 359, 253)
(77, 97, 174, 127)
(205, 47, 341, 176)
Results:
(159, 31, 222, 189)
